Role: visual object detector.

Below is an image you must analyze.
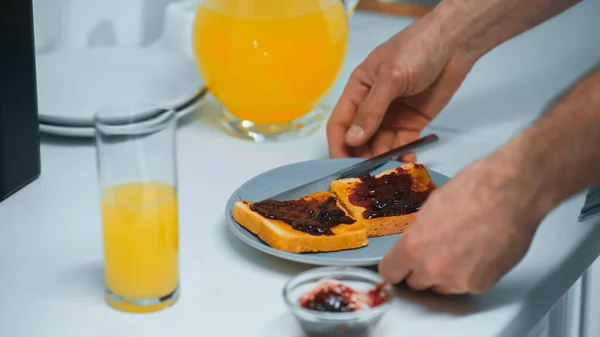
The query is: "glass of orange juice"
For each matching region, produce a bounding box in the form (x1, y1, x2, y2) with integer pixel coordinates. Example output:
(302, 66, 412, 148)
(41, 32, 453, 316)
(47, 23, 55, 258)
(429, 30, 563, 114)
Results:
(95, 104, 179, 313)
(192, 0, 358, 141)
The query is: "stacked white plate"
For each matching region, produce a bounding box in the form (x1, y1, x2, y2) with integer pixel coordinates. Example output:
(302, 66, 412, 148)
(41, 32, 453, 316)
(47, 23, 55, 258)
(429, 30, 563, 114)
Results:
(37, 46, 206, 137)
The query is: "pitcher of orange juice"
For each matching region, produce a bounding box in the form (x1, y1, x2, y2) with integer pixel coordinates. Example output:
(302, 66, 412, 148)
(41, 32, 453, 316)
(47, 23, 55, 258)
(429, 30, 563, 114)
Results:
(192, 0, 358, 141)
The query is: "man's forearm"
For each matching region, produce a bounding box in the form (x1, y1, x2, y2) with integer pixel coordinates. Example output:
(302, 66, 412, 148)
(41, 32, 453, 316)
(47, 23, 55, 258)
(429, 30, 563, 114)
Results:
(427, 0, 582, 61)
(505, 64, 600, 219)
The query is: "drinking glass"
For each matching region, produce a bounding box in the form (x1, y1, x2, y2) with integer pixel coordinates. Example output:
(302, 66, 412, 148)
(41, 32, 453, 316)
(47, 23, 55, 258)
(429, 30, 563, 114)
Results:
(192, 0, 359, 142)
(95, 104, 179, 313)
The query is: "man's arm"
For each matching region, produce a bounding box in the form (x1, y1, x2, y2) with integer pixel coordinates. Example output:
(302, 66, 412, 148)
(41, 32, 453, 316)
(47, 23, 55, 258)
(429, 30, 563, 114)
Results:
(374, 0, 596, 292)
(502, 64, 600, 219)
(423, 0, 594, 219)
(377, 64, 600, 292)
(426, 0, 582, 61)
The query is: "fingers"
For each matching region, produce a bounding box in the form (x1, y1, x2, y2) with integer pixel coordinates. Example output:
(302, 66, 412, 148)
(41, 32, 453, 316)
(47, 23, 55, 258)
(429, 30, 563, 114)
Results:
(326, 114, 352, 158)
(326, 77, 369, 158)
(379, 260, 432, 292)
(379, 238, 434, 291)
(327, 110, 352, 158)
(379, 235, 469, 293)
(370, 129, 395, 156)
(431, 285, 468, 295)
(398, 152, 417, 163)
(405, 272, 433, 292)
(378, 238, 411, 284)
(346, 78, 400, 147)
(328, 135, 351, 158)
(352, 145, 372, 158)
(393, 129, 420, 162)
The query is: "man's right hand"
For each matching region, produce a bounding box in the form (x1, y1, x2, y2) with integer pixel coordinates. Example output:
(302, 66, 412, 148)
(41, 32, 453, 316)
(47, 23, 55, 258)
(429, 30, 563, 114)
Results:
(326, 11, 474, 160)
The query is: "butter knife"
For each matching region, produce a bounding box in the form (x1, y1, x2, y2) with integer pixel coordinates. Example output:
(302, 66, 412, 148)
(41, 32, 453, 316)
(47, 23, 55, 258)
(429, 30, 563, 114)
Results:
(265, 133, 439, 201)
(579, 186, 600, 222)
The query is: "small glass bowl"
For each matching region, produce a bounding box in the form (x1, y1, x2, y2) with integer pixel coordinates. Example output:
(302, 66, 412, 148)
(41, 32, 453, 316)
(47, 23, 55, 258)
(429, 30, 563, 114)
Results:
(283, 267, 392, 337)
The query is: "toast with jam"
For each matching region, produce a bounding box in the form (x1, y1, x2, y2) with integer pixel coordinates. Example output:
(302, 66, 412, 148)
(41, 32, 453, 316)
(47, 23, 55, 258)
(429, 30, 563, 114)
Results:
(330, 163, 436, 237)
(231, 191, 368, 253)
(232, 163, 436, 253)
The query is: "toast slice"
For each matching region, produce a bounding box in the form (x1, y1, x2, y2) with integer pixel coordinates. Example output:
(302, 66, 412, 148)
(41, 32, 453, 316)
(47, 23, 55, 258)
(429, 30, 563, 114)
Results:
(330, 163, 436, 237)
(232, 192, 368, 253)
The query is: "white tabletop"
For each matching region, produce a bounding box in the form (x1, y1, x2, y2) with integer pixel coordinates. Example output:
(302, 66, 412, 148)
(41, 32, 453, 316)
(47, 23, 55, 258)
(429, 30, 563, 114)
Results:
(2, 2, 600, 336)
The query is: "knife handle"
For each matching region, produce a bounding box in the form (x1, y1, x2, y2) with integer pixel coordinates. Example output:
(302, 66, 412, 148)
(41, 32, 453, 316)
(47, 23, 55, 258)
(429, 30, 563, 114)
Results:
(336, 134, 439, 179)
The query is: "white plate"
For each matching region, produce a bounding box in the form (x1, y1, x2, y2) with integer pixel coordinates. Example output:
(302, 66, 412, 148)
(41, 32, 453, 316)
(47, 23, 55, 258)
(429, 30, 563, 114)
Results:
(36, 46, 204, 126)
(39, 97, 204, 138)
(39, 123, 95, 138)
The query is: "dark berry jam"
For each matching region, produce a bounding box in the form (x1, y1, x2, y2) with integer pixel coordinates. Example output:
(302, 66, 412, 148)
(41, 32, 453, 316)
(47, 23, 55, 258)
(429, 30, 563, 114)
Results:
(349, 166, 434, 219)
(250, 196, 355, 236)
(298, 280, 389, 313)
(301, 285, 356, 312)
(299, 281, 358, 312)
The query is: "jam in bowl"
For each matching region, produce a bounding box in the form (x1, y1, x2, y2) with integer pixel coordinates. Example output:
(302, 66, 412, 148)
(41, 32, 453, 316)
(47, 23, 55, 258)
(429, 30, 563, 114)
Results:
(283, 267, 392, 337)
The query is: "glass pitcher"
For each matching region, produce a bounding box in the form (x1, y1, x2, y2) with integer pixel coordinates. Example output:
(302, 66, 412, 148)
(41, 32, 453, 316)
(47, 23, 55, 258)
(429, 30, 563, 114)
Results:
(192, 0, 359, 141)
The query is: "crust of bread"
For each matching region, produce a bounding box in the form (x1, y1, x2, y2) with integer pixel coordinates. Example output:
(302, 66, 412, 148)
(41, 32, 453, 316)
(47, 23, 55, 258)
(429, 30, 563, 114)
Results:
(231, 192, 368, 253)
(330, 163, 436, 237)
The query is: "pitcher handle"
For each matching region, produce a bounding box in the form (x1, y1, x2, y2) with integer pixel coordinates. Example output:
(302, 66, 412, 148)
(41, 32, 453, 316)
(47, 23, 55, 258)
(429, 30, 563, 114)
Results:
(342, 0, 360, 17)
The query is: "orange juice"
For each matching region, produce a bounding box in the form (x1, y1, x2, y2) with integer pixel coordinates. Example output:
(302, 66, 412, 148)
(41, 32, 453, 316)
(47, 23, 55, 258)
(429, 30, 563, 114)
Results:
(101, 181, 179, 313)
(192, 0, 349, 124)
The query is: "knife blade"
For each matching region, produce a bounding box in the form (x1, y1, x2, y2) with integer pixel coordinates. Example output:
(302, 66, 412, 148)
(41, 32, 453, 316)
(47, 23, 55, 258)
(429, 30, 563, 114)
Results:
(265, 134, 439, 201)
(579, 186, 600, 222)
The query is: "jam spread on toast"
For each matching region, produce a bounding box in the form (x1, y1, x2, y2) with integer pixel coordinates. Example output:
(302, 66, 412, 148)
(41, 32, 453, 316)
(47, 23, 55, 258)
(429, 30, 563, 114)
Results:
(349, 165, 434, 219)
(298, 280, 388, 313)
(250, 196, 355, 236)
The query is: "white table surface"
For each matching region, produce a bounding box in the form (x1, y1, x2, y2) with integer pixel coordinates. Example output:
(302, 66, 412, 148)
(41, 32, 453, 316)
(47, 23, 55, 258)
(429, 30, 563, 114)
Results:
(2, 1, 600, 336)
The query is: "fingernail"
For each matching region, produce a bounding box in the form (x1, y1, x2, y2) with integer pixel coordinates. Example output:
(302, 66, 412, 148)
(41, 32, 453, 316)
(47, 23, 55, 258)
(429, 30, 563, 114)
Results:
(345, 124, 364, 143)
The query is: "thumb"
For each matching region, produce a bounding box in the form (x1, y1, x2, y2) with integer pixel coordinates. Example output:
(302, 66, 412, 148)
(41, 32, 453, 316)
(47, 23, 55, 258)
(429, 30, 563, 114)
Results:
(345, 78, 403, 147)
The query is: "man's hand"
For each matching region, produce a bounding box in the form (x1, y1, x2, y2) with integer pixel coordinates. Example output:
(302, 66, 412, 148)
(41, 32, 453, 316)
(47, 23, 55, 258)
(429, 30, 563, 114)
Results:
(326, 0, 581, 161)
(327, 0, 589, 295)
(378, 149, 545, 294)
(326, 13, 474, 161)
(378, 62, 600, 295)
